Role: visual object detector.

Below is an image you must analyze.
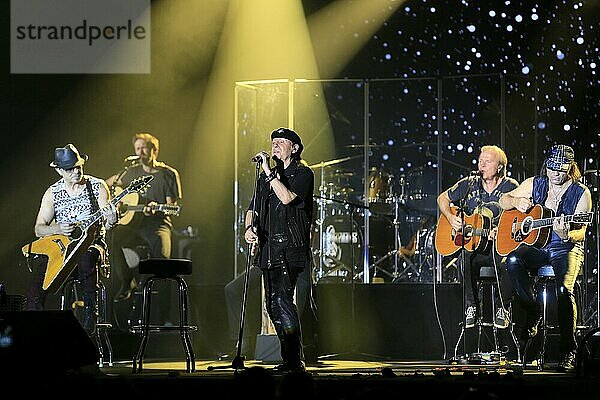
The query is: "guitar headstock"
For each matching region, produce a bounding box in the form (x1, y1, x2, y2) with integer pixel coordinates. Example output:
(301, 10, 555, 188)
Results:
(159, 204, 181, 216)
(129, 175, 154, 193)
(573, 213, 593, 224)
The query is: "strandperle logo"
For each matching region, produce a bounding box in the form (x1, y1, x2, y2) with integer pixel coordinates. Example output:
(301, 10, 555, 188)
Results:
(15, 19, 147, 47)
(11, 0, 150, 74)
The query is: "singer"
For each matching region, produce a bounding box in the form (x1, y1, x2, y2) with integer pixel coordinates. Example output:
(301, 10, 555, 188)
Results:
(244, 127, 314, 373)
(436, 145, 518, 339)
(105, 132, 182, 319)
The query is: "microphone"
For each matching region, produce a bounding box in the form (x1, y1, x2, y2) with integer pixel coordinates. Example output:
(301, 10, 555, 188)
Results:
(124, 155, 140, 162)
(251, 152, 269, 163)
(469, 170, 483, 176)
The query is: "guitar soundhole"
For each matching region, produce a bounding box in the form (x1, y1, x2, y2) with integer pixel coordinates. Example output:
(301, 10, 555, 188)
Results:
(453, 234, 470, 246)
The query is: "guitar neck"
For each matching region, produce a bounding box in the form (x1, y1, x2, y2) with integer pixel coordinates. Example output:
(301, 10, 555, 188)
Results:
(531, 213, 591, 229)
(80, 189, 130, 231)
(471, 228, 491, 237)
(123, 204, 179, 213)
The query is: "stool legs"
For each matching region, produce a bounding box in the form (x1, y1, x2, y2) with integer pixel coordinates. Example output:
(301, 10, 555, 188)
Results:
(176, 276, 195, 372)
(133, 276, 156, 373)
(474, 281, 520, 362)
(96, 281, 113, 367)
(132, 276, 196, 373)
(61, 278, 113, 368)
(522, 277, 553, 371)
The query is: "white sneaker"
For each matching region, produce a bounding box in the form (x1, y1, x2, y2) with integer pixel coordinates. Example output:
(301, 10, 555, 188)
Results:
(494, 307, 510, 329)
(465, 305, 476, 329)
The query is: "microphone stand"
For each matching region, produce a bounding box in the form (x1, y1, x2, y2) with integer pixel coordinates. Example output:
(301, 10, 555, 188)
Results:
(208, 162, 262, 373)
(452, 175, 478, 363)
(110, 158, 139, 194)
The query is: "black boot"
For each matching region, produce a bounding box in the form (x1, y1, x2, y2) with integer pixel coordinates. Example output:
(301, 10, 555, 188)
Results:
(82, 293, 97, 336)
(273, 333, 305, 373)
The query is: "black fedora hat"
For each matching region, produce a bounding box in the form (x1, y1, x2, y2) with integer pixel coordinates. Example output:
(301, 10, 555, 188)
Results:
(49, 144, 88, 169)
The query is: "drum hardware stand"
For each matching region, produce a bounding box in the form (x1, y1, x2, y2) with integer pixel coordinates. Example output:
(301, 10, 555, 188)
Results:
(390, 181, 422, 282)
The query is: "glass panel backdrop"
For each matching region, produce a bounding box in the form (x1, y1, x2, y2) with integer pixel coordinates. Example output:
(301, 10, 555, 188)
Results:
(235, 77, 545, 285)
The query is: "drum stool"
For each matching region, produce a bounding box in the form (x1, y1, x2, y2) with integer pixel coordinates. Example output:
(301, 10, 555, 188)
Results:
(474, 266, 520, 362)
(131, 258, 197, 373)
(61, 277, 113, 367)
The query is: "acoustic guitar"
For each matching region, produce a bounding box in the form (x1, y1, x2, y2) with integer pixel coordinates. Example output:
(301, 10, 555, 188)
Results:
(113, 186, 180, 226)
(495, 204, 593, 256)
(434, 206, 493, 256)
(21, 175, 154, 293)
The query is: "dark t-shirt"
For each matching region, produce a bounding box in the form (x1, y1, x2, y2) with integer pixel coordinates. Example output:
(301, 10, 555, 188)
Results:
(120, 162, 182, 228)
(447, 176, 519, 226)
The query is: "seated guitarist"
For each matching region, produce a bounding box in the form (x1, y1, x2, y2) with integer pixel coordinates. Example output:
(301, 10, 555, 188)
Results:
(25, 144, 118, 334)
(106, 132, 182, 319)
(437, 145, 519, 331)
(498, 144, 592, 372)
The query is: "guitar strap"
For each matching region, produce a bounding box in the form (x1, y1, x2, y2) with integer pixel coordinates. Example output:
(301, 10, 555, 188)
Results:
(85, 178, 101, 231)
(85, 178, 110, 277)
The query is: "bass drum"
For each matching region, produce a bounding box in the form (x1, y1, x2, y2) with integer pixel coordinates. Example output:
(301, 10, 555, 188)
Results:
(312, 209, 363, 282)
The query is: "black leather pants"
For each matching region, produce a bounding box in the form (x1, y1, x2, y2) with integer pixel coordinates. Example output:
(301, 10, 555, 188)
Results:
(262, 265, 304, 365)
(505, 241, 583, 353)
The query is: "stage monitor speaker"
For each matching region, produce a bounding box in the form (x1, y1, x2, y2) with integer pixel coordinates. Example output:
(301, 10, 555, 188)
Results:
(0, 310, 98, 374)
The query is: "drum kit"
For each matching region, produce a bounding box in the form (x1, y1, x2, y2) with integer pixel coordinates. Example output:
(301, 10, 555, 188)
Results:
(310, 156, 438, 283)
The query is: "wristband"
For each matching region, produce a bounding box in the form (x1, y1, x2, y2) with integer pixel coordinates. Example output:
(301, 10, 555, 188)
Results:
(265, 170, 277, 183)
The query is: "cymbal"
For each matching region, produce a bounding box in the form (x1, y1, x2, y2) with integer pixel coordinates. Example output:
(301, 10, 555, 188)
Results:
(326, 170, 354, 177)
(399, 142, 437, 148)
(345, 143, 384, 149)
(333, 186, 355, 194)
(308, 154, 362, 169)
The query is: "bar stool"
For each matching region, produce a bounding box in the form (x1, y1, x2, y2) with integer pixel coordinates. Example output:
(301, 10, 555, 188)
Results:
(131, 258, 197, 373)
(474, 266, 521, 362)
(61, 277, 114, 367)
(522, 264, 556, 371)
(537, 264, 557, 370)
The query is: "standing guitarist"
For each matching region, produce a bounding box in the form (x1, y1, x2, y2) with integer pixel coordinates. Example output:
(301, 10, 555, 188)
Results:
(106, 132, 182, 323)
(498, 144, 592, 372)
(437, 145, 519, 331)
(25, 144, 118, 334)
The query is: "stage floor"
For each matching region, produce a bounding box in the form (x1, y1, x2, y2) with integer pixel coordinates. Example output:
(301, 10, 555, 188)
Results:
(84, 357, 598, 400)
(3, 355, 599, 399)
